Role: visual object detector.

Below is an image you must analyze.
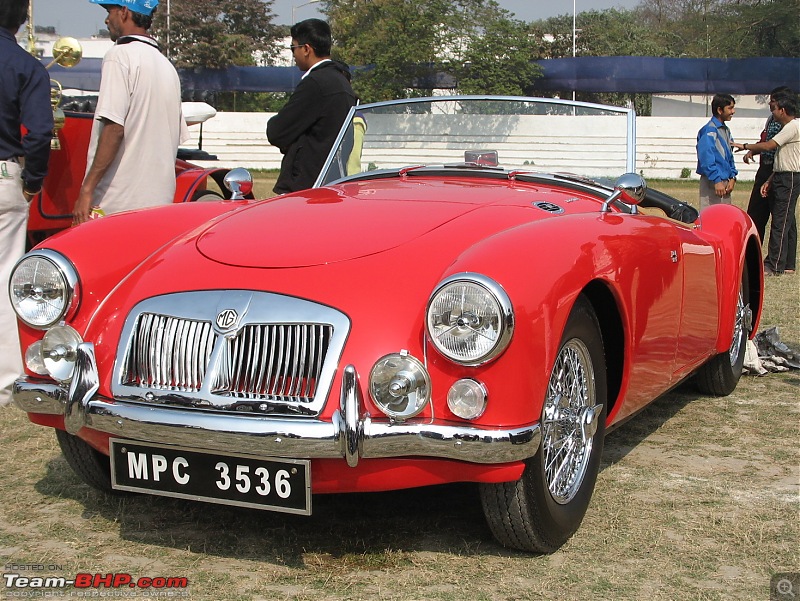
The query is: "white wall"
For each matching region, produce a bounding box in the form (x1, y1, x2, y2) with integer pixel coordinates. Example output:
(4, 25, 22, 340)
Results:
(186, 112, 767, 180)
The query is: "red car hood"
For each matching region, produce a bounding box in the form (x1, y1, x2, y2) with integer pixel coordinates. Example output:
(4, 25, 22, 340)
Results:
(196, 184, 488, 268)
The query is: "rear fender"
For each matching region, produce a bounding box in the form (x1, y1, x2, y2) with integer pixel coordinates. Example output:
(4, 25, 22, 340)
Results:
(698, 204, 763, 352)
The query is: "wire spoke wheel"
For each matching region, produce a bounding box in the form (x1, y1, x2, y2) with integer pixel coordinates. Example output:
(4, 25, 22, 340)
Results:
(542, 339, 599, 504)
(479, 295, 606, 552)
(695, 266, 750, 395)
(728, 283, 751, 367)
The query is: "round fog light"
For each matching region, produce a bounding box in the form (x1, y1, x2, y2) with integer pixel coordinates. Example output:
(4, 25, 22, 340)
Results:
(42, 325, 83, 382)
(369, 352, 431, 421)
(25, 341, 48, 375)
(447, 379, 487, 420)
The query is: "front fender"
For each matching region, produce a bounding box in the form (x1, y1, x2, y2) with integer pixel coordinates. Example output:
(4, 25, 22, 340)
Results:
(430, 212, 633, 425)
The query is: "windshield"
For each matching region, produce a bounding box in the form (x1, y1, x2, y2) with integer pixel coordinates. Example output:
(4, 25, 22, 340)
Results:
(316, 96, 636, 187)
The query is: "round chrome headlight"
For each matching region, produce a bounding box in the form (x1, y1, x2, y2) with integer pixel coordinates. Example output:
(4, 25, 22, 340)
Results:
(9, 250, 78, 329)
(369, 351, 431, 421)
(426, 274, 514, 365)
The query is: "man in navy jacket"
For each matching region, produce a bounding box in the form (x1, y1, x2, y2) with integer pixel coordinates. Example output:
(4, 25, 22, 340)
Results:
(267, 19, 356, 194)
(0, 0, 53, 405)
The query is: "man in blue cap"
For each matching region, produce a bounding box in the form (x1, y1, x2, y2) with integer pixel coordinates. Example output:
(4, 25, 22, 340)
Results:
(73, 0, 188, 224)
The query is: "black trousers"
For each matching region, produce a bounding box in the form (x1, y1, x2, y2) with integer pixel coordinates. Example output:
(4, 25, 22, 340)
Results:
(746, 161, 774, 244)
(766, 171, 799, 273)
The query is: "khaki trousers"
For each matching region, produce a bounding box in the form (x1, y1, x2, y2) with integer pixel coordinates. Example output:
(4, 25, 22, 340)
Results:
(0, 160, 28, 406)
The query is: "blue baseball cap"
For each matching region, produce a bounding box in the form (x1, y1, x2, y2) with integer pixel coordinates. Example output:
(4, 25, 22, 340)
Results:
(89, 0, 159, 16)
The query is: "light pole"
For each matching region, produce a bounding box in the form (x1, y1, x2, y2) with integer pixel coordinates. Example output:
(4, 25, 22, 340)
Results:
(291, 0, 321, 25)
(572, 0, 576, 59)
(572, 0, 576, 101)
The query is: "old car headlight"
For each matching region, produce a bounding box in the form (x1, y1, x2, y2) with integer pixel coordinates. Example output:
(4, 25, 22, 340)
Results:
(426, 273, 513, 365)
(369, 351, 431, 421)
(448, 379, 487, 420)
(9, 250, 78, 329)
(41, 325, 83, 382)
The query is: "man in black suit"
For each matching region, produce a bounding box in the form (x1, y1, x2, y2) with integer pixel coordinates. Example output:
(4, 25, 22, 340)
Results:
(267, 19, 356, 194)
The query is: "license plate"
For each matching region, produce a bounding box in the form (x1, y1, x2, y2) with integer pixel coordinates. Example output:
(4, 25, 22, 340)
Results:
(110, 439, 311, 515)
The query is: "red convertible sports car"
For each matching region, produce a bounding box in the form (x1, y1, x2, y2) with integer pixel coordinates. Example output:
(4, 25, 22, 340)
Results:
(10, 96, 762, 553)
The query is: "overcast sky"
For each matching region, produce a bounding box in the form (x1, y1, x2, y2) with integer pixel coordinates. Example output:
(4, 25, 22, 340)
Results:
(32, 0, 641, 39)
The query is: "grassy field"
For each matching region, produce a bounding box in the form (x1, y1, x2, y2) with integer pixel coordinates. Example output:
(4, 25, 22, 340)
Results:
(1, 178, 797, 601)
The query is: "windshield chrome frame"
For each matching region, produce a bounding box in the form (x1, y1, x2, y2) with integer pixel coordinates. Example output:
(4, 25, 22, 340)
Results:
(313, 95, 637, 188)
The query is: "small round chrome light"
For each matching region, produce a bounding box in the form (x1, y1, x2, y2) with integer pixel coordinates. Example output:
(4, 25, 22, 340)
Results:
(369, 351, 431, 421)
(24, 341, 48, 375)
(41, 325, 83, 382)
(10, 250, 78, 329)
(447, 379, 488, 420)
(426, 273, 513, 365)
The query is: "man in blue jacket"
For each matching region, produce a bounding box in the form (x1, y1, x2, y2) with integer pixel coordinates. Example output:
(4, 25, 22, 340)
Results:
(696, 94, 738, 209)
(267, 19, 356, 194)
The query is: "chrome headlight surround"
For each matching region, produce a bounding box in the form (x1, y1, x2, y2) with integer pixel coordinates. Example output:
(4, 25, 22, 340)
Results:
(9, 250, 79, 329)
(426, 273, 514, 366)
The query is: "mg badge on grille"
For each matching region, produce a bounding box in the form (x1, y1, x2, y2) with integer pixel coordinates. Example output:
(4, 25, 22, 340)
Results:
(216, 309, 239, 330)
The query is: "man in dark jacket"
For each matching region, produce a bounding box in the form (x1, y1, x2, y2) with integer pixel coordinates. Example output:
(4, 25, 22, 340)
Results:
(267, 19, 356, 194)
(0, 0, 53, 405)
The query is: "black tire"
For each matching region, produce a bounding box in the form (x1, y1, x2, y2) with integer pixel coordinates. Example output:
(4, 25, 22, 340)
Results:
(55, 429, 115, 494)
(694, 267, 750, 396)
(480, 294, 607, 553)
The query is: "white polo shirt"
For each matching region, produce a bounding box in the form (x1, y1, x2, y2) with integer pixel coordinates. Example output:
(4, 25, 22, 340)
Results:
(86, 35, 189, 214)
(773, 118, 799, 173)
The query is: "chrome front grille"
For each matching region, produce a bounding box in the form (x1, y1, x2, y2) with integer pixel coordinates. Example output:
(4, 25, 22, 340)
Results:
(113, 291, 350, 416)
(213, 323, 332, 401)
(123, 314, 216, 393)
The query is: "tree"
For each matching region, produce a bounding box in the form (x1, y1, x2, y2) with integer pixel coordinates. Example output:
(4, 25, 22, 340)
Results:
(637, 0, 799, 58)
(151, 0, 283, 69)
(325, 0, 543, 101)
(456, 18, 542, 96)
(713, 0, 799, 58)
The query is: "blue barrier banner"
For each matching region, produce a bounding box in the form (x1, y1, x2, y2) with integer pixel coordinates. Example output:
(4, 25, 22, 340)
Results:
(49, 56, 799, 95)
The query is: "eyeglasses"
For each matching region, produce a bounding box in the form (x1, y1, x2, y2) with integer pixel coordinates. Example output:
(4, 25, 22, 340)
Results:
(288, 44, 306, 52)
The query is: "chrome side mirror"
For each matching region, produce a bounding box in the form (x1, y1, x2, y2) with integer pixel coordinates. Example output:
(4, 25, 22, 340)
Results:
(223, 168, 254, 200)
(601, 173, 647, 213)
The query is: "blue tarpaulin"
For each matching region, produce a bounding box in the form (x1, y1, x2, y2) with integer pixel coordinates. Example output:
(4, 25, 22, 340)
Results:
(50, 56, 799, 95)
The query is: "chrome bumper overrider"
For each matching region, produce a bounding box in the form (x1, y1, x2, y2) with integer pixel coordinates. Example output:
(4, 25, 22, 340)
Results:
(13, 343, 541, 467)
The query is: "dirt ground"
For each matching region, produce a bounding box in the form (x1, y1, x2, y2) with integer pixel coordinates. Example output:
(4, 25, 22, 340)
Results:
(1, 337, 798, 601)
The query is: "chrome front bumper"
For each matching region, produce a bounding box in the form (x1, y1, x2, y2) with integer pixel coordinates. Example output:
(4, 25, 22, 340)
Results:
(13, 343, 541, 467)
